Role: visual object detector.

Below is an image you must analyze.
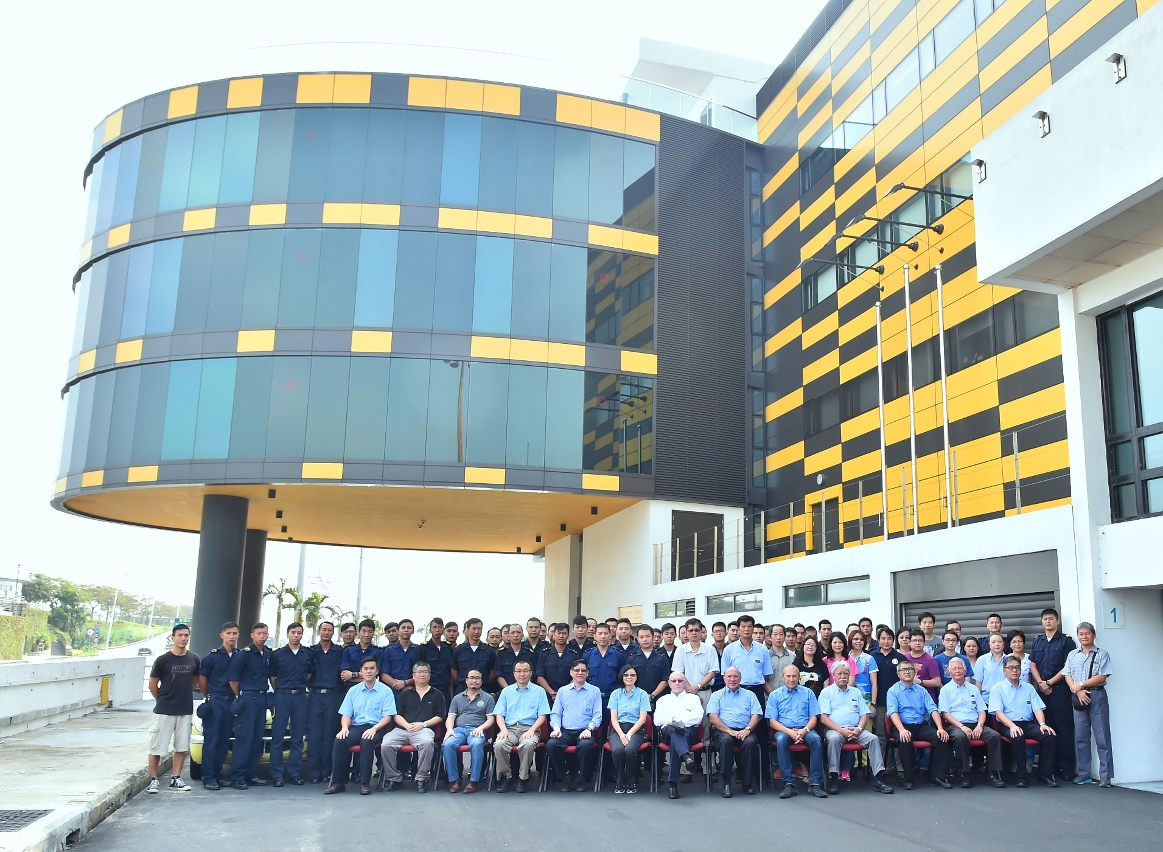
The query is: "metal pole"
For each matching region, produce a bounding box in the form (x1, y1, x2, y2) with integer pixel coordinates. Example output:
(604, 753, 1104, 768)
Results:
(901, 467, 908, 537)
(788, 502, 794, 556)
(903, 263, 919, 535)
(875, 297, 888, 544)
(858, 479, 864, 545)
(935, 263, 953, 529)
(693, 530, 699, 576)
(104, 588, 119, 650)
(355, 548, 364, 619)
(713, 524, 719, 574)
(147, 599, 155, 631)
(637, 424, 642, 474)
(952, 450, 959, 526)
(1013, 430, 1023, 514)
(296, 543, 307, 602)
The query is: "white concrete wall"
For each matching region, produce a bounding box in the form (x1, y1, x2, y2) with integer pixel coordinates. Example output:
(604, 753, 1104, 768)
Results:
(0, 656, 147, 736)
(543, 535, 580, 625)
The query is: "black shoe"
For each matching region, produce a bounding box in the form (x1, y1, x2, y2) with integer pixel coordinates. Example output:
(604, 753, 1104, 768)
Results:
(560, 773, 573, 793)
(516, 779, 528, 793)
(930, 777, 952, 789)
(680, 774, 692, 784)
(1016, 778, 1029, 788)
(203, 780, 220, 791)
(359, 785, 371, 795)
(810, 785, 828, 798)
(496, 777, 511, 793)
(384, 781, 402, 792)
(960, 776, 974, 789)
(273, 779, 284, 788)
(681, 753, 696, 773)
(874, 775, 895, 794)
(721, 783, 733, 798)
(323, 783, 344, 795)
(232, 781, 248, 790)
(310, 776, 321, 784)
(416, 781, 429, 794)
(780, 784, 796, 799)
(902, 779, 915, 790)
(826, 775, 840, 795)
(291, 777, 304, 786)
(743, 785, 755, 795)
(668, 782, 680, 799)
(247, 777, 268, 787)
(990, 772, 1006, 788)
(1038, 775, 1059, 788)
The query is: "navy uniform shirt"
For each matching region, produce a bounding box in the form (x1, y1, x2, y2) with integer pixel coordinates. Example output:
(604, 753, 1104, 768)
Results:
(871, 649, 904, 707)
(625, 648, 671, 696)
(198, 646, 237, 698)
(309, 642, 343, 689)
(496, 646, 535, 686)
(382, 642, 419, 683)
(1030, 632, 1076, 681)
(536, 646, 580, 691)
(228, 643, 273, 691)
(340, 643, 381, 679)
(522, 638, 552, 673)
(583, 646, 625, 695)
(270, 644, 315, 690)
(421, 639, 454, 687)
(451, 643, 497, 691)
(566, 637, 596, 656)
(710, 645, 727, 690)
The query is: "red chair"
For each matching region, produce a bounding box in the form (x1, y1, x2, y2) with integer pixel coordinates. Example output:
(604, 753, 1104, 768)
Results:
(771, 741, 811, 783)
(541, 725, 606, 792)
(654, 722, 711, 793)
(487, 723, 548, 792)
(596, 713, 654, 793)
(433, 729, 494, 791)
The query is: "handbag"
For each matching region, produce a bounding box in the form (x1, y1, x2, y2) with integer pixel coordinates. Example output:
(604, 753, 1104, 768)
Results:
(1070, 653, 1096, 710)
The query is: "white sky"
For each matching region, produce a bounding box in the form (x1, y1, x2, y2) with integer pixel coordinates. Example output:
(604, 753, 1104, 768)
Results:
(0, 0, 823, 628)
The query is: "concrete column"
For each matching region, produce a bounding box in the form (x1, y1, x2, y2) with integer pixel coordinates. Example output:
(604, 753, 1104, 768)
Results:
(190, 495, 248, 656)
(542, 535, 581, 625)
(238, 529, 268, 635)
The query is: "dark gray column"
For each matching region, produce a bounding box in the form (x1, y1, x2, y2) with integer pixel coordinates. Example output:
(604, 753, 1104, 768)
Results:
(190, 495, 248, 657)
(238, 529, 268, 635)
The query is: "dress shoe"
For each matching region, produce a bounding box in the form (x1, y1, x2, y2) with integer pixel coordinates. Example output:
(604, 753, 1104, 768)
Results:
(902, 779, 915, 790)
(323, 783, 345, 795)
(826, 775, 840, 795)
(809, 785, 828, 798)
(743, 785, 755, 795)
(960, 776, 974, 789)
(273, 779, 284, 788)
(416, 780, 429, 793)
(232, 781, 248, 790)
(203, 780, 220, 791)
(668, 782, 680, 799)
(516, 779, 528, 793)
(931, 777, 952, 789)
(1038, 775, 1059, 788)
(721, 783, 733, 798)
(310, 776, 322, 784)
(495, 778, 511, 793)
(448, 781, 461, 793)
(990, 772, 1005, 788)
(780, 784, 796, 799)
(463, 781, 478, 794)
(1016, 778, 1029, 788)
(680, 774, 692, 784)
(384, 780, 402, 792)
(873, 776, 895, 794)
(560, 773, 573, 792)
(247, 777, 268, 787)
(681, 753, 696, 773)
(359, 785, 371, 795)
(291, 777, 304, 786)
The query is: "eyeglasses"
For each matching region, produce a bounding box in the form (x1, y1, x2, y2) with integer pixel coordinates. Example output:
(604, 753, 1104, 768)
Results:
(1004, 665, 1021, 670)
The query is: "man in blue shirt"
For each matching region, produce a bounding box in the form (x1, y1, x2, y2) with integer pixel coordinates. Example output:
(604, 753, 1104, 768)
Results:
(989, 654, 1058, 787)
(496, 624, 535, 691)
(886, 659, 951, 789)
(451, 618, 496, 695)
(546, 659, 603, 791)
(227, 622, 273, 790)
(324, 656, 397, 795)
(492, 660, 550, 792)
(819, 662, 895, 794)
(766, 665, 827, 798)
(583, 624, 624, 702)
(421, 617, 454, 705)
(938, 657, 1004, 787)
(626, 625, 670, 704)
(196, 620, 239, 791)
(934, 631, 973, 685)
(381, 617, 419, 693)
(720, 615, 774, 704)
(341, 620, 381, 690)
(268, 621, 315, 786)
(307, 621, 344, 784)
(707, 667, 762, 797)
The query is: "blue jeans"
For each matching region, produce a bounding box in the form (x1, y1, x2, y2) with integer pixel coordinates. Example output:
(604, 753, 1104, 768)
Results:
(442, 726, 488, 783)
(774, 729, 825, 787)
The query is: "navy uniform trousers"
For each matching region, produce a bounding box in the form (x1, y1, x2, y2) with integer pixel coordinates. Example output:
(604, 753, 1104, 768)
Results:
(269, 689, 308, 781)
(231, 691, 269, 783)
(200, 695, 234, 785)
(307, 688, 343, 781)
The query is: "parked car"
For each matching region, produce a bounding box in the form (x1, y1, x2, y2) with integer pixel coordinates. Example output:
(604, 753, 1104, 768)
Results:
(137, 647, 152, 656)
(188, 699, 300, 780)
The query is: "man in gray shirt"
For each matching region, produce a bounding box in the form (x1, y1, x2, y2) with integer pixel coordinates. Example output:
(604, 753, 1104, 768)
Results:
(441, 669, 496, 792)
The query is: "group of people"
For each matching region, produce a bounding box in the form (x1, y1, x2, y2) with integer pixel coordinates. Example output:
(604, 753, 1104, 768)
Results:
(142, 607, 1115, 800)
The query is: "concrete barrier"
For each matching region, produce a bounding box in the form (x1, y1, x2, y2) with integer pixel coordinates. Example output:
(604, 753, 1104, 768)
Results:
(0, 657, 147, 737)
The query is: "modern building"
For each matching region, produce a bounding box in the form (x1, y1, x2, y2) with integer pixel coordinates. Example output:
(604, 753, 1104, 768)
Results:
(54, 4, 1163, 781)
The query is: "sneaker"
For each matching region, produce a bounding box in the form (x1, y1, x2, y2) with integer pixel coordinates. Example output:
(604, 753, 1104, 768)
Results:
(1074, 775, 1093, 785)
(614, 784, 626, 794)
(147, 778, 160, 794)
(839, 770, 850, 782)
(168, 776, 191, 791)
(627, 783, 638, 794)
(1099, 779, 1112, 788)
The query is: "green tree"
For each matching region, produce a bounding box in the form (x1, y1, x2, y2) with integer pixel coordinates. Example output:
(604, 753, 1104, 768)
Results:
(301, 591, 328, 643)
(263, 579, 298, 645)
(21, 574, 56, 606)
(49, 580, 90, 644)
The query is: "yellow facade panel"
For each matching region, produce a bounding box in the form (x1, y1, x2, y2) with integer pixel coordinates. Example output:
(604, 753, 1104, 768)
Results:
(237, 329, 276, 352)
(621, 350, 658, 375)
(81, 470, 105, 488)
(945, 356, 997, 399)
(438, 207, 478, 231)
(834, 73, 874, 129)
(875, 104, 924, 160)
(556, 94, 592, 127)
(167, 85, 198, 118)
(77, 349, 96, 373)
(948, 381, 999, 422)
(842, 406, 881, 442)
(840, 346, 878, 383)
(917, 0, 961, 36)
(408, 77, 447, 107)
(800, 221, 838, 262)
(802, 311, 838, 349)
(766, 269, 801, 309)
(102, 110, 123, 143)
(832, 41, 872, 104)
(510, 338, 550, 363)
(587, 224, 623, 250)
(1003, 439, 1069, 481)
(333, 74, 372, 104)
(53, 477, 68, 495)
(839, 305, 876, 345)
(296, 74, 335, 104)
(804, 444, 843, 475)
(885, 413, 912, 446)
(548, 342, 586, 367)
(1140, 0, 1161, 14)
(106, 223, 131, 248)
(513, 214, 553, 238)
(835, 169, 876, 218)
(114, 339, 142, 363)
(797, 99, 833, 151)
(321, 202, 362, 224)
(837, 274, 878, 310)
(182, 208, 217, 231)
(127, 465, 159, 483)
(944, 282, 994, 328)
(979, 19, 1049, 92)
(767, 441, 805, 472)
(476, 210, 517, 234)
(767, 388, 803, 421)
(624, 107, 661, 141)
(843, 449, 883, 481)
(621, 230, 659, 255)
(996, 328, 1061, 378)
(446, 79, 485, 111)
(591, 100, 626, 134)
(976, 0, 1039, 43)
(803, 348, 840, 385)
(470, 336, 511, 359)
(582, 473, 620, 492)
(875, 145, 928, 203)
(465, 466, 506, 485)
(922, 98, 982, 163)
(351, 330, 393, 353)
(248, 203, 286, 226)
(483, 83, 522, 116)
(982, 66, 1053, 137)
(872, 15, 922, 86)
(227, 77, 264, 109)
(1050, 0, 1125, 57)
(800, 185, 836, 231)
(764, 202, 800, 247)
(999, 383, 1066, 430)
(765, 153, 799, 200)
(302, 462, 344, 479)
(920, 44, 979, 107)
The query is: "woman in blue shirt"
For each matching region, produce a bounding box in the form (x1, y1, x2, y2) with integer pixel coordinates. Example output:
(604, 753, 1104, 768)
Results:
(607, 665, 651, 793)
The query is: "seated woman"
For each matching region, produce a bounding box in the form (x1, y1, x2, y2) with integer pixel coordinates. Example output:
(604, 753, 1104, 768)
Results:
(607, 665, 650, 794)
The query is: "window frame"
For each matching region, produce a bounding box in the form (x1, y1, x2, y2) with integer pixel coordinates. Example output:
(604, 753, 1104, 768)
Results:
(706, 590, 763, 615)
(783, 575, 871, 608)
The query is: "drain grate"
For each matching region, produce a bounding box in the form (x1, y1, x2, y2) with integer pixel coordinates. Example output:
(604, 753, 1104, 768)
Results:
(0, 810, 52, 832)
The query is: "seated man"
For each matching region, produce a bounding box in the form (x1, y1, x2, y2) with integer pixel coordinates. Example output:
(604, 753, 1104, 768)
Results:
(989, 655, 1058, 788)
(819, 662, 894, 794)
(706, 667, 762, 797)
(442, 669, 496, 793)
(766, 665, 827, 799)
(380, 661, 446, 793)
(546, 659, 603, 792)
(655, 672, 705, 799)
(939, 657, 1005, 788)
(492, 660, 550, 793)
(886, 660, 952, 789)
(325, 656, 397, 795)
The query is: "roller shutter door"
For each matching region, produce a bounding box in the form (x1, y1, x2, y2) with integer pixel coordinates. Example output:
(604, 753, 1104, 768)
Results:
(900, 591, 1057, 638)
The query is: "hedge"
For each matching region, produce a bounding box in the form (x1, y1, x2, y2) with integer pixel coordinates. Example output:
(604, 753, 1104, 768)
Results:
(0, 613, 24, 660)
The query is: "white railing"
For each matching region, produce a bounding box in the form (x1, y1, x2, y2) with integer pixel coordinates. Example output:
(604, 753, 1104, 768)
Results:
(653, 517, 759, 585)
(622, 79, 759, 141)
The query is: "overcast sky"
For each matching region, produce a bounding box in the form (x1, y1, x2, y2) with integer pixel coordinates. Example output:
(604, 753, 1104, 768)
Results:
(0, 0, 823, 629)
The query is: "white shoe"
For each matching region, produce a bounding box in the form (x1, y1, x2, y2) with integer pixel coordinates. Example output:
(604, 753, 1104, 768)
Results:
(168, 776, 191, 791)
(147, 778, 160, 794)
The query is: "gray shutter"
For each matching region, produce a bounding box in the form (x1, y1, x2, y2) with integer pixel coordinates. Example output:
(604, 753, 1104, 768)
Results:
(900, 591, 1057, 638)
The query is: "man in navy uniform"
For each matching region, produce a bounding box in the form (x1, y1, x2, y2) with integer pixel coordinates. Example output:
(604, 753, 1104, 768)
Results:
(566, 615, 595, 655)
(496, 624, 535, 691)
(308, 621, 343, 783)
(626, 624, 670, 705)
(1029, 607, 1076, 781)
(196, 621, 239, 790)
(227, 622, 273, 789)
(341, 620, 381, 689)
(382, 618, 419, 694)
(422, 617, 454, 705)
(451, 618, 496, 695)
(269, 621, 314, 786)
(535, 623, 578, 704)
(523, 617, 551, 671)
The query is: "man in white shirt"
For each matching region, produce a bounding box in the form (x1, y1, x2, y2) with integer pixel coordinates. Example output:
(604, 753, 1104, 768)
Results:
(655, 672, 705, 799)
(671, 618, 718, 707)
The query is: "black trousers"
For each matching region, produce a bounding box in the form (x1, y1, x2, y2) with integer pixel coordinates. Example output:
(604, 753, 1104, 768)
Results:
(546, 730, 597, 780)
(948, 724, 1003, 773)
(896, 723, 949, 780)
(1001, 720, 1057, 779)
(712, 730, 759, 786)
(1043, 683, 1076, 777)
(331, 725, 384, 786)
(306, 688, 342, 780)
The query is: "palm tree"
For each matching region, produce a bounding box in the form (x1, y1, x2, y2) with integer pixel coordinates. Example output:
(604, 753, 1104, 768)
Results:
(301, 591, 329, 643)
(263, 579, 297, 647)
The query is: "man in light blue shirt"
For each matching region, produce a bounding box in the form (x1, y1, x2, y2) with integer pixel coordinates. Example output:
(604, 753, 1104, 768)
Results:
(766, 665, 827, 798)
(989, 655, 1058, 787)
(818, 662, 894, 794)
(886, 659, 950, 789)
(939, 657, 1004, 787)
(546, 658, 603, 791)
(720, 615, 774, 694)
(707, 667, 762, 797)
(492, 660, 549, 792)
(324, 657, 396, 795)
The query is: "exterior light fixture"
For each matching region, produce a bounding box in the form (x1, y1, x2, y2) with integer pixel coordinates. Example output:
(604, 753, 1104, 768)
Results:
(816, 473, 825, 486)
(591, 506, 598, 515)
(560, 523, 567, 531)
(971, 159, 986, 183)
(1106, 53, 1126, 83)
(1033, 110, 1050, 137)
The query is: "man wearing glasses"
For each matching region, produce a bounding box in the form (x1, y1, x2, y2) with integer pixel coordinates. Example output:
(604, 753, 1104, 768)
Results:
(988, 655, 1058, 788)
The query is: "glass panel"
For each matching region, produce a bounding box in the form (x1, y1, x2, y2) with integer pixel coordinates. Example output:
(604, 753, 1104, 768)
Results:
(354, 229, 398, 327)
(145, 238, 183, 335)
(1102, 313, 1132, 434)
(472, 236, 513, 334)
(229, 356, 272, 459)
(734, 592, 762, 611)
(884, 49, 919, 115)
(549, 244, 586, 342)
(111, 135, 141, 226)
(1113, 482, 1137, 519)
(84, 157, 103, 239)
(315, 229, 360, 327)
(187, 116, 227, 208)
(1015, 291, 1058, 343)
(465, 362, 507, 464)
(478, 117, 519, 213)
(588, 132, 622, 225)
(827, 577, 871, 602)
(326, 108, 368, 201)
(993, 297, 1016, 352)
(85, 371, 116, 470)
(81, 260, 107, 352)
(1110, 441, 1134, 476)
(106, 367, 141, 468)
(99, 251, 130, 347)
(344, 357, 390, 460)
(622, 140, 655, 231)
(288, 108, 331, 203)
(426, 359, 468, 463)
(949, 309, 993, 371)
(386, 358, 429, 461)
(278, 229, 322, 327)
(1132, 293, 1163, 427)
(511, 240, 550, 339)
(363, 109, 406, 203)
(935, 0, 975, 65)
(432, 233, 476, 332)
(304, 357, 350, 459)
(919, 33, 935, 78)
(439, 113, 482, 207)
(707, 594, 735, 615)
(394, 231, 438, 330)
(161, 360, 202, 460)
(974, 0, 995, 25)
(785, 584, 825, 607)
(219, 112, 261, 204)
(515, 121, 554, 217)
(402, 110, 444, 205)
(131, 362, 170, 464)
(94, 145, 120, 234)
(1143, 434, 1163, 470)
(205, 231, 248, 331)
(815, 264, 838, 304)
(72, 269, 92, 356)
(173, 233, 214, 332)
(59, 386, 80, 477)
(545, 368, 583, 469)
(240, 230, 283, 329)
(120, 243, 153, 339)
(1147, 478, 1163, 514)
(553, 127, 589, 220)
(252, 109, 295, 203)
(134, 127, 167, 219)
(69, 379, 94, 475)
(158, 119, 196, 212)
(507, 365, 547, 466)
(193, 357, 236, 459)
(266, 356, 312, 459)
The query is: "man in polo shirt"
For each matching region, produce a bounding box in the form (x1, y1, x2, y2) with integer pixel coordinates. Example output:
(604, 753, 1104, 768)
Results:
(493, 660, 550, 792)
(819, 662, 894, 795)
(989, 654, 1058, 788)
(380, 661, 446, 793)
(546, 659, 603, 791)
(939, 657, 1004, 787)
(886, 659, 951, 789)
(766, 665, 827, 799)
(721, 615, 774, 706)
(325, 656, 397, 795)
(766, 624, 795, 690)
(707, 667, 762, 797)
(905, 628, 942, 700)
(1064, 621, 1114, 786)
(451, 618, 496, 696)
(442, 669, 496, 793)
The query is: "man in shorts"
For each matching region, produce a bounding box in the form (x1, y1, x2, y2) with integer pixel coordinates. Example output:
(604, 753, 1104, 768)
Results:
(147, 623, 201, 792)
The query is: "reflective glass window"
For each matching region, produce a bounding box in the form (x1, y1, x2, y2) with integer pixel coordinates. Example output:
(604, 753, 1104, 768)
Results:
(144, 238, 182, 335)
(315, 229, 360, 327)
(588, 132, 623, 225)
(402, 110, 444, 205)
(386, 358, 429, 461)
(1133, 293, 1163, 427)
(288, 108, 331, 203)
(515, 121, 554, 218)
(69, 378, 95, 475)
(94, 145, 120, 234)
(132, 362, 169, 465)
(1014, 291, 1058, 343)
(344, 357, 390, 459)
(553, 127, 589, 220)
(466, 361, 508, 464)
(205, 231, 248, 331)
(432, 233, 476, 332)
(584, 373, 652, 472)
(545, 368, 583, 469)
(81, 260, 107, 352)
(278, 229, 322, 327)
(99, 251, 129, 346)
(426, 359, 468, 463)
(511, 240, 551, 339)
(549, 244, 586, 342)
(304, 357, 350, 459)
(111, 134, 141, 226)
(134, 127, 167, 220)
(84, 157, 103, 239)
(353, 229, 398, 327)
(507, 364, 546, 466)
(394, 231, 438, 330)
(884, 49, 919, 115)
(59, 387, 80, 477)
(85, 371, 116, 470)
(121, 243, 153, 338)
(1102, 313, 1132, 435)
(158, 120, 196, 212)
(266, 356, 312, 459)
(326, 108, 368, 201)
(586, 252, 655, 349)
(622, 140, 655, 231)
(161, 360, 202, 459)
(187, 116, 227, 208)
(219, 112, 260, 204)
(472, 236, 513, 335)
(229, 357, 272, 459)
(72, 269, 92, 356)
(193, 358, 236, 459)
(174, 233, 214, 332)
(106, 367, 141, 468)
(478, 117, 519, 212)
(363, 110, 406, 203)
(240, 230, 283, 329)
(440, 113, 482, 207)
(252, 109, 295, 203)
(935, 0, 975, 65)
